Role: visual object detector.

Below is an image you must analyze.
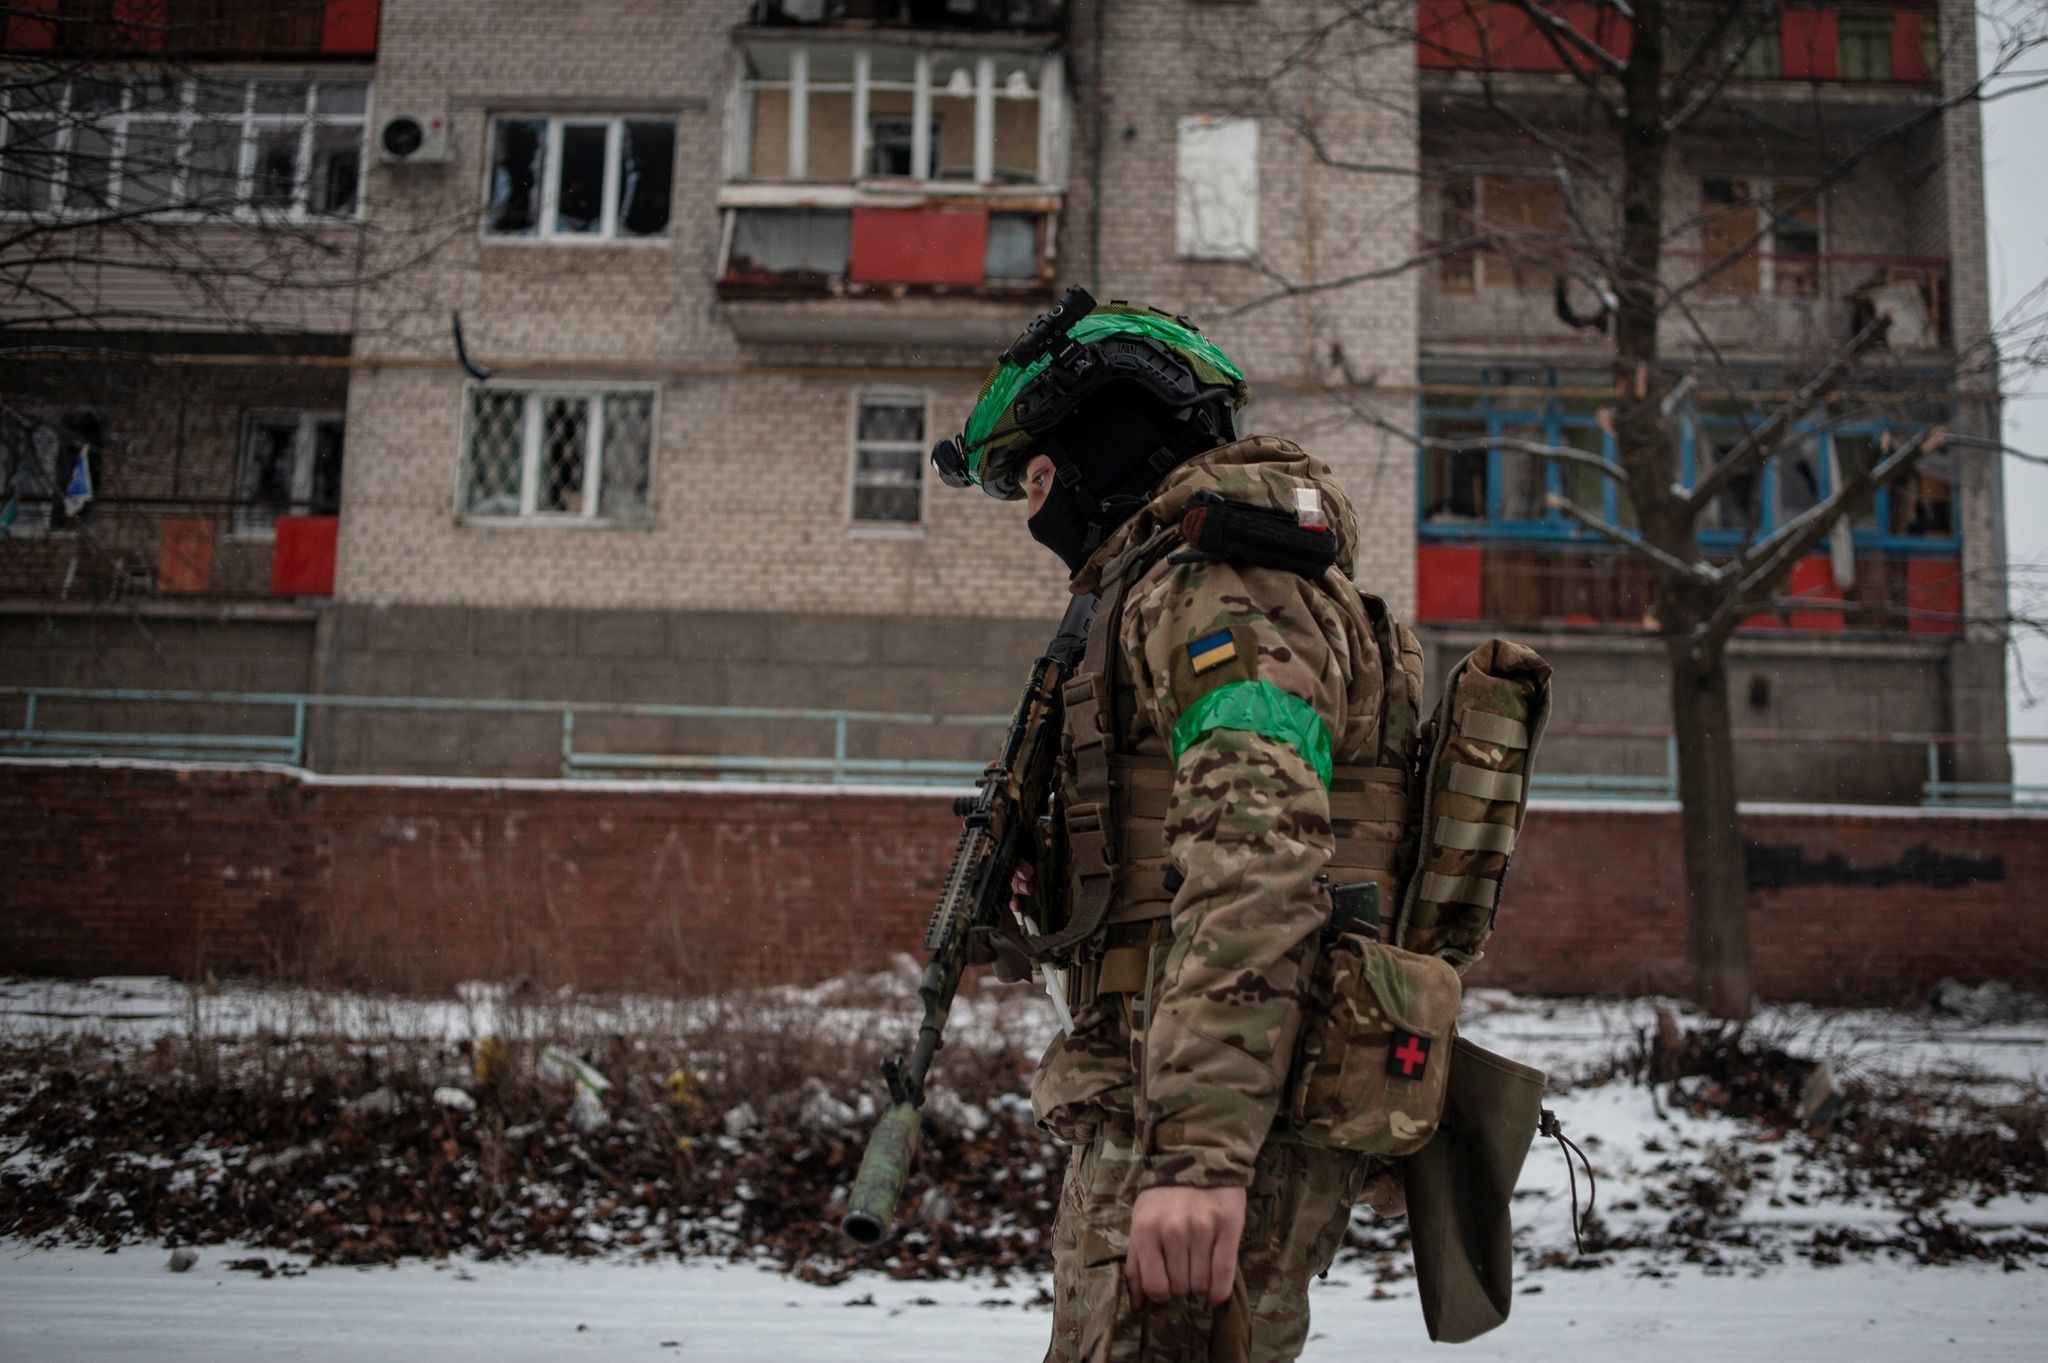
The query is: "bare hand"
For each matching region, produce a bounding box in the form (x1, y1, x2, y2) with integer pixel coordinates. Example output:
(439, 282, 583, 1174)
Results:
(1125, 1185, 1246, 1308)
(1010, 861, 1035, 919)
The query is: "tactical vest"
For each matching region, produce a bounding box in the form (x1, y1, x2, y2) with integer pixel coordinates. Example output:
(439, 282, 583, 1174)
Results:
(1049, 530, 1427, 1009)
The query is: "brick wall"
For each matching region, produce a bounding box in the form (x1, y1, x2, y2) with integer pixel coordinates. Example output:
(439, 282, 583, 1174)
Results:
(6, 761, 2042, 1003)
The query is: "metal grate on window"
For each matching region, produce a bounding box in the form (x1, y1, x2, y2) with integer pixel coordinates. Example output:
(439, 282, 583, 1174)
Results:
(600, 394, 654, 518)
(537, 397, 591, 513)
(464, 390, 527, 516)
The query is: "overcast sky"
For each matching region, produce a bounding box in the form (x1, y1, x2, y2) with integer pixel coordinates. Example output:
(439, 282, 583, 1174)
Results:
(1982, 2, 2048, 782)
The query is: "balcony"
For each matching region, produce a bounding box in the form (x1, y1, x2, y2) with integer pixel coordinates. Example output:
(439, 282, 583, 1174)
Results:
(747, 1, 1063, 31)
(1416, 2, 1940, 89)
(0, 498, 337, 603)
(717, 31, 1063, 344)
(2, 0, 378, 58)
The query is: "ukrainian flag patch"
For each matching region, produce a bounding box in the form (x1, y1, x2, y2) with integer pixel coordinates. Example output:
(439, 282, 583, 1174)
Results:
(1187, 629, 1237, 675)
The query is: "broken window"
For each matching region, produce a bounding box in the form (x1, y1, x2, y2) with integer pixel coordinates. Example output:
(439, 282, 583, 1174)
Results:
(1701, 178, 1824, 297)
(735, 39, 1059, 186)
(1422, 418, 1489, 522)
(485, 116, 676, 241)
(0, 412, 62, 536)
(459, 385, 657, 523)
(0, 74, 368, 219)
(1496, 421, 1548, 522)
(1176, 115, 1259, 261)
(851, 395, 927, 527)
(234, 410, 345, 537)
(1775, 437, 1823, 521)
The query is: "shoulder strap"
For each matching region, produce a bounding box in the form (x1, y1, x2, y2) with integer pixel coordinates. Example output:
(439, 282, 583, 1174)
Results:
(1028, 528, 1179, 963)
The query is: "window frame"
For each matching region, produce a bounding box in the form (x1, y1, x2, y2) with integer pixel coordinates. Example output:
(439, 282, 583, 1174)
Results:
(1437, 172, 1570, 294)
(0, 71, 370, 223)
(1417, 380, 1959, 556)
(729, 38, 1064, 190)
(0, 415, 68, 539)
(455, 382, 660, 527)
(231, 407, 345, 540)
(846, 390, 930, 535)
(1697, 177, 1827, 298)
(480, 113, 679, 246)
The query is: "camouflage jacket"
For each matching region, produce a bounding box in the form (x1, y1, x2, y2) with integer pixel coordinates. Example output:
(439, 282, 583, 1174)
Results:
(1032, 435, 1412, 1191)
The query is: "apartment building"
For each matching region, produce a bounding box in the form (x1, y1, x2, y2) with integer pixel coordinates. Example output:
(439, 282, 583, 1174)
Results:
(0, 1, 2008, 800)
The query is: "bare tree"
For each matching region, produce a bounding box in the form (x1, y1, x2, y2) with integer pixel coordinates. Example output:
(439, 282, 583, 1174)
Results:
(1214, 0, 2048, 1017)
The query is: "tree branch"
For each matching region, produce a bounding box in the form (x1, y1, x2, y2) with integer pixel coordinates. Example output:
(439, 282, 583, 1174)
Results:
(1663, 2, 1783, 135)
(1502, 0, 1629, 80)
(1702, 427, 1941, 648)
(1680, 315, 1890, 521)
(1547, 491, 1720, 585)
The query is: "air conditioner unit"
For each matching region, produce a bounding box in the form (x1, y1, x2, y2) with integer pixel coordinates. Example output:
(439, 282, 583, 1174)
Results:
(375, 111, 452, 166)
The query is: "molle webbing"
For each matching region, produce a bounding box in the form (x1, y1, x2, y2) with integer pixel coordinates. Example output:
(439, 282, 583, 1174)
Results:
(1076, 753, 1414, 1004)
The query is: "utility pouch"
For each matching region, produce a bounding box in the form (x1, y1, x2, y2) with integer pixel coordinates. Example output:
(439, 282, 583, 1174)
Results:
(1403, 1036, 1546, 1343)
(1287, 922, 1462, 1157)
(1394, 639, 1552, 970)
(1174, 491, 1340, 578)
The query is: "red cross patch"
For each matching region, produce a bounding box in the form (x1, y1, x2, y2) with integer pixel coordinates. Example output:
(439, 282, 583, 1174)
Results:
(1387, 1028, 1432, 1080)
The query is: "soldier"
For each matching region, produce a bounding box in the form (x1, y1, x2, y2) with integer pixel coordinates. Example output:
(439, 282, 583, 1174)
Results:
(932, 295, 1423, 1363)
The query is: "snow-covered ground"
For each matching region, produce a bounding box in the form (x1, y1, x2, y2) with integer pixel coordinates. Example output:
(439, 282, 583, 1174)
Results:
(4, 975, 2045, 1361)
(3, 1239, 2041, 1362)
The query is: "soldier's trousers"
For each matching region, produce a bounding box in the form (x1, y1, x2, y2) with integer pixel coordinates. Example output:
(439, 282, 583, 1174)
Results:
(1043, 1118, 1368, 1363)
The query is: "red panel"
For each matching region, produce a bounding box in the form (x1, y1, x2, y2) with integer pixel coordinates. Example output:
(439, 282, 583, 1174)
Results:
(1781, 9, 1840, 80)
(158, 518, 214, 596)
(1485, 4, 1559, 71)
(1415, 0, 1486, 68)
(322, 0, 380, 55)
(1906, 557, 1961, 636)
(1785, 555, 1845, 632)
(1892, 9, 1932, 83)
(5, 0, 57, 51)
(272, 516, 338, 597)
(112, 0, 165, 51)
(849, 208, 988, 286)
(1416, 545, 1484, 622)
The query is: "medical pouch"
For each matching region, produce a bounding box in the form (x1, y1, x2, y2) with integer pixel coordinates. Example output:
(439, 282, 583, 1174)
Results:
(1288, 934, 1463, 1156)
(1394, 639, 1552, 970)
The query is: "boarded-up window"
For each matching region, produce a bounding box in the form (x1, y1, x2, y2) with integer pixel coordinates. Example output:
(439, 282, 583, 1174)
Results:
(1770, 181, 1820, 295)
(1700, 177, 1761, 294)
(1439, 175, 1477, 293)
(1477, 175, 1566, 292)
(1176, 115, 1258, 261)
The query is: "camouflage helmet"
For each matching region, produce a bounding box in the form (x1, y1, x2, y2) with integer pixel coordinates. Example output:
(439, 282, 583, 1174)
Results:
(932, 290, 1251, 501)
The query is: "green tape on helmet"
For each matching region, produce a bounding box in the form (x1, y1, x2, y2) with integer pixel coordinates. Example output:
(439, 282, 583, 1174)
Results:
(961, 307, 1250, 490)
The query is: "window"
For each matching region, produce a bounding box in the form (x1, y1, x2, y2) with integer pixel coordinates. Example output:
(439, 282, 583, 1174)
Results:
(735, 40, 1059, 187)
(1699, 179, 1823, 296)
(1838, 11, 1893, 81)
(1421, 418, 1488, 522)
(1437, 174, 1568, 292)
(1176, 115, 1258, 261)
(851, 395, 926, 528)
(0, 74, 367, 218)
(234, 411, 344, 537)
(486, 117, 676, 241)
(0, 409, 99, 536)
(459, 386, 655, 522)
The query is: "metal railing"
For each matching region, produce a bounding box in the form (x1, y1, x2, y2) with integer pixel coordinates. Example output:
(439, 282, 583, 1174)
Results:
(4, 686, 2044, 804)
(0, 686, 1007, 786)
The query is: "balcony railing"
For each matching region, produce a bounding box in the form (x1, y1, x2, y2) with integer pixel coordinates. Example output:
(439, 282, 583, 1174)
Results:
(1424, 251, 1950, 353)
(0, 497, 336, 602)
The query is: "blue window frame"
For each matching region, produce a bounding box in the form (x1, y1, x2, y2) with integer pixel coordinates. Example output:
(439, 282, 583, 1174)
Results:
(1417, 379, 1959, 557)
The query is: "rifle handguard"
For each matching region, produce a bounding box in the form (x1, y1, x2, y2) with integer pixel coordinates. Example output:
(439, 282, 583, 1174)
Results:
(841, 1100, 922, 1244)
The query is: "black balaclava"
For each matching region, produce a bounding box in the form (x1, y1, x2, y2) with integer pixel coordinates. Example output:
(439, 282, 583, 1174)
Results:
(1025, 382, 1223, 576)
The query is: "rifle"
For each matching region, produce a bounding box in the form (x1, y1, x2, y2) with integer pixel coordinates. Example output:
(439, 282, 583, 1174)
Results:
(840, 593, 1097, 1245)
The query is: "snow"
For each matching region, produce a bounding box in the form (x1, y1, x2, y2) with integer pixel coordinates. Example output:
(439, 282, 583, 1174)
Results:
(1, 1242, 2042, 1363)
(4, 976, 2045, 1359)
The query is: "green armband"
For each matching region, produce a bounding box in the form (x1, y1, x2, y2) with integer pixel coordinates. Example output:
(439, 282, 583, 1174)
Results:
(1169, 679, 1335, 787)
